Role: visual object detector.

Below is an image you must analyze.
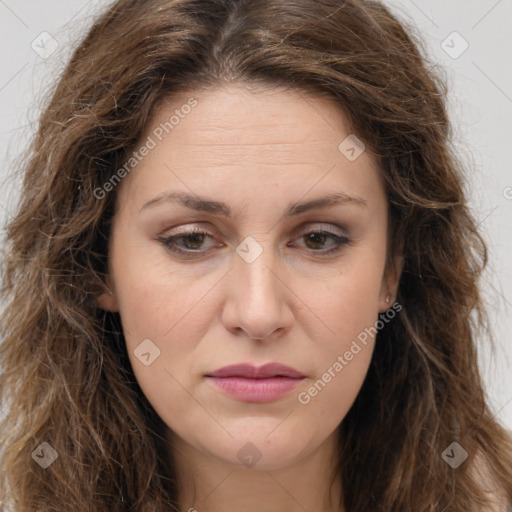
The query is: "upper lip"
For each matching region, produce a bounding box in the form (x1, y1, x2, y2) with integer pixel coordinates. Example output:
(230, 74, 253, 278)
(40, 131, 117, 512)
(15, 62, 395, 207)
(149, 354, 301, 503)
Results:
(206, 363, 305, 379)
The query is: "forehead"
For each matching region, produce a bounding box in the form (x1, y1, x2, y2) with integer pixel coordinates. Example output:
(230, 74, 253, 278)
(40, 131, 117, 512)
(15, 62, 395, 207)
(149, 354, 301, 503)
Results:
(117, 83, 385, 216)
(145, 83, 355, 153)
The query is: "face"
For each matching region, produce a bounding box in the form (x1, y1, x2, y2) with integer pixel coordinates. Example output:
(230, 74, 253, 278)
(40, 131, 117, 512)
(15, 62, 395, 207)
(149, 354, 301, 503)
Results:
(98, 83, 402, 471)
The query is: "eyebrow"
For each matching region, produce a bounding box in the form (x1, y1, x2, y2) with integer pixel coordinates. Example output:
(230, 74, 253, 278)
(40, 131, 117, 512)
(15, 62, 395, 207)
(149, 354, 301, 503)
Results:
(140, 190, 368, 217)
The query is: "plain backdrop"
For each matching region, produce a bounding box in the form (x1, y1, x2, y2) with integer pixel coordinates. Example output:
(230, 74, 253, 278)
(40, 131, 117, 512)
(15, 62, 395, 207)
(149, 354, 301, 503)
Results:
(0, 0, 511, 432)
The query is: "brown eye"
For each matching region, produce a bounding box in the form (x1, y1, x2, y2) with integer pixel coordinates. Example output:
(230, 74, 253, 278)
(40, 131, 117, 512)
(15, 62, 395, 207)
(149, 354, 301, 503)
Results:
(292, 230, 350, 255)
(158, 226, 350, 258)
(158, 228, 218, 256)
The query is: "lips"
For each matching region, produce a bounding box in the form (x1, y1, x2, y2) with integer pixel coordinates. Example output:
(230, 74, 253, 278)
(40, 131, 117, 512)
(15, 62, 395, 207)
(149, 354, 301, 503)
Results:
(205, 363, 305, 403)
(205, 362, 305, 379)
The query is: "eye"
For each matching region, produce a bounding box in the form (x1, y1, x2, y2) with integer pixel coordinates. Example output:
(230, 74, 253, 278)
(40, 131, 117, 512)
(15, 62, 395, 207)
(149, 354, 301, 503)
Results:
(290, 229, 351, 255)
(158, 227, 219, 256)
(158, 225, 351, 258)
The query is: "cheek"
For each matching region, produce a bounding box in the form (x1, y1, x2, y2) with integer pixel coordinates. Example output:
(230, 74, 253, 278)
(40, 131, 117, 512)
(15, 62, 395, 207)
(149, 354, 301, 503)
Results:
(293, 263, 383, 419)
(109, 237, 224, 410)
(304, 247, 386, 343)
(110, 231, 214, 340)
(301, 280, 378, 404)
(297, 341, 374, 422)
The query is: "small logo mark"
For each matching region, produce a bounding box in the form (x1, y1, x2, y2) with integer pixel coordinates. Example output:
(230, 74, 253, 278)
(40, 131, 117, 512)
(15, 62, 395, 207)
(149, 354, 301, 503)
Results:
(441, 31, 469, 59)
(338, 134, 366, 161)
(441, 441, 468, 468)
(236, 236, 263, 263)
(134, 338, 161, 366)
(236, 442, 262, 468)
(31, 32, 59, 59)
(31, 442, 58, 469)
(503, 186, 512, 200)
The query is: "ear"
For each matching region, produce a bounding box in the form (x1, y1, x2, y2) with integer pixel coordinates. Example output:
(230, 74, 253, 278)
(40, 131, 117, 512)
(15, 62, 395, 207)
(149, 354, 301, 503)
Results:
(96, 275, 119, 312)
(378, 253, 404, 313)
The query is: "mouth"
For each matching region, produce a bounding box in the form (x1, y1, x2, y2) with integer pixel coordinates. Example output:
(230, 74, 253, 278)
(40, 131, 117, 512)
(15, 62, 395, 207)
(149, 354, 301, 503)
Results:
(205, 363, 305, 403)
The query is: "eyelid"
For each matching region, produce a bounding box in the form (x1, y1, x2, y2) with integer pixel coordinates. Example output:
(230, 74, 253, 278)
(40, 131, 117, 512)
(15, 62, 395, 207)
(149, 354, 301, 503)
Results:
(295, 222, 348, 237)
(161, 221, 348, 239)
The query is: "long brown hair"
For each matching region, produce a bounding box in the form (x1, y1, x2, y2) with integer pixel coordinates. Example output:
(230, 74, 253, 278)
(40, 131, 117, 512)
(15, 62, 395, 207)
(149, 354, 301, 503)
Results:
(1, 0, 511, 510)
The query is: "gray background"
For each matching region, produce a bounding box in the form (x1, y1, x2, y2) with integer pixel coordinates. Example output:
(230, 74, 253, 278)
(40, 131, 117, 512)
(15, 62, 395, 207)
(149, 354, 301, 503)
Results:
(1, 0, 511, 431)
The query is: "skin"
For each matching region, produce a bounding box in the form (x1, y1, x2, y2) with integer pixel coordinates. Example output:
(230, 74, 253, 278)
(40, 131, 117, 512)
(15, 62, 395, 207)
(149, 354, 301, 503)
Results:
(97, 83, 403, 512)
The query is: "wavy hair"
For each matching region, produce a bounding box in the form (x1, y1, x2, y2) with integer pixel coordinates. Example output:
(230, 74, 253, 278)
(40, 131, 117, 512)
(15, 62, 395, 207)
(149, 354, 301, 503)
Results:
(1, 0, 512, 510)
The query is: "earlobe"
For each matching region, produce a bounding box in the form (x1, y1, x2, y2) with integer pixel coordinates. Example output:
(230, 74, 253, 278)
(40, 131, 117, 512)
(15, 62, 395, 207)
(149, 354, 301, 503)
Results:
(96, 291, 119, 312)
(96, 277, 119, 312)
(378, 291, 393, 313)
(378, 253, 404, 312)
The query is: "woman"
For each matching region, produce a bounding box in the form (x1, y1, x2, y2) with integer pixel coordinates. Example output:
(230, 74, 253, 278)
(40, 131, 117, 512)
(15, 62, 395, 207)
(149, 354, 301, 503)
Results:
(1, 0, 511, 510)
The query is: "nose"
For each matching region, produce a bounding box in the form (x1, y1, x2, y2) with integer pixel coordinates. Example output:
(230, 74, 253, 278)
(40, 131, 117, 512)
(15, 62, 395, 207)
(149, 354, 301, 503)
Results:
(221, 242, 294, 341)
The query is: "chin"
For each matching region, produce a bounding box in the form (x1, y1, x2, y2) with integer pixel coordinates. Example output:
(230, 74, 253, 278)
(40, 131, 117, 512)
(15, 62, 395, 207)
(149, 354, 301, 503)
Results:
(198, 427, 318, 471)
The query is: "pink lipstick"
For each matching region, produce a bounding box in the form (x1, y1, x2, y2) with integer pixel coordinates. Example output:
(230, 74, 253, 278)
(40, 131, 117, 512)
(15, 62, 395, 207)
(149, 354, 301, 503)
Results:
(205, 363, 305, 403)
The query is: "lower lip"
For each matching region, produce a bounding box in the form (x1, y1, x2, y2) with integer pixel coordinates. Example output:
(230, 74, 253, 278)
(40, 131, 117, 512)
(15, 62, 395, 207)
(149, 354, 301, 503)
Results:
(206, 376, 304, 403)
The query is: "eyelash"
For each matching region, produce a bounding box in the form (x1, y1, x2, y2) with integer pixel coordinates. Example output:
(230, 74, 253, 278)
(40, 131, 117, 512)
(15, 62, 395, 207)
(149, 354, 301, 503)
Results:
(158, 226, 351, 258)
